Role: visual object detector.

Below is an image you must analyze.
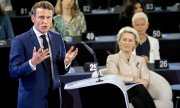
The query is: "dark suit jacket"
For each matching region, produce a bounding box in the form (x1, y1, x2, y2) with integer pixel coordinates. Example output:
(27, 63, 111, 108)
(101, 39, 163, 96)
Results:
(9, 28, 67, 108)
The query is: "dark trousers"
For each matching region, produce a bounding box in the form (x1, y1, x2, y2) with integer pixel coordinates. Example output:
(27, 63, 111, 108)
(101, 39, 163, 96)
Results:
(47, 88, 60, 108)
(127, 84, 156, 108)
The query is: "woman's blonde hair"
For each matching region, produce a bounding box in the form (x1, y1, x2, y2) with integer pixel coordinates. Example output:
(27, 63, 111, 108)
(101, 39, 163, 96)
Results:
(55, 0, 80, 16)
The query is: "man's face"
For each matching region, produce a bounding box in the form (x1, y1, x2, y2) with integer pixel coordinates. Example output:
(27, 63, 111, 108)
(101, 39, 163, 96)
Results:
(31, 8, 53, 34)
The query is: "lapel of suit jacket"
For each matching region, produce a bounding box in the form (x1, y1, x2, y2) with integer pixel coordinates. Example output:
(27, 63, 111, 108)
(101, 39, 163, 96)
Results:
(29, 28, 48, 70)
(30, 28, 41, 50)
(47, 32, 55, 58)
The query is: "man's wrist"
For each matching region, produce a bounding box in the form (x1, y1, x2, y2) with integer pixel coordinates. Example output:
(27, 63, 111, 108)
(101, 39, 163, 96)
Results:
(29, 59, 36, 71)
(65, 58, 71, 65)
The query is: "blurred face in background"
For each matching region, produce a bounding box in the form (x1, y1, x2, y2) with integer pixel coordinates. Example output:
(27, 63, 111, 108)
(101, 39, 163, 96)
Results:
(134, 3, 143, 13)
(31, 8, 53, 34)
(118, 32, 136, 53)
(62, 0, 75, 9)
(132, 18, 149, 37)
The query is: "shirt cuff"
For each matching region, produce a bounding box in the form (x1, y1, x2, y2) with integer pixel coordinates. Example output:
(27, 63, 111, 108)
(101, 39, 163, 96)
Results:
(29, 59, 36, 71)
(64, 60, 71, 69)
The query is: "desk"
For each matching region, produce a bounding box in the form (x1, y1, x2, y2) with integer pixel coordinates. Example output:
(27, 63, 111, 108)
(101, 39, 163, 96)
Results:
(171, 84, 180, 108)
(9, 9, 180, 36)
(84, 12, 119, 36)
(66, 36, 117, 66)
(159, 33, 180, 62)
(61, 63, 180, 85)
(10, 16, 33, 35)
(10, 13, 120, 36)
(0, 40, 17, 108)
(1, 33, 180, 66)
(66, 33, 180, 65)
(147, 63, 180, 85)
(60, 63, 180, 108)
(0, 40, 11, 70)
(148, 10, 180, 33)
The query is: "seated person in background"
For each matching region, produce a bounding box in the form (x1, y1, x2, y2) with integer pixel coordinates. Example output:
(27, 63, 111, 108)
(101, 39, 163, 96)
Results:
(53, 0, 87, 37)
(132, 12, 160, 63)
(118, 0, 145, 29)
(106, 26, 156, 108)
(0, 3, 14, 40)
(0, 0, 13, 12)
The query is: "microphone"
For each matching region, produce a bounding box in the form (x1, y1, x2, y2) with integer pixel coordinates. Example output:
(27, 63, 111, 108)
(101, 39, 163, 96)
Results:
(81, 41, 94, 55)
(81, 41, 102, 82)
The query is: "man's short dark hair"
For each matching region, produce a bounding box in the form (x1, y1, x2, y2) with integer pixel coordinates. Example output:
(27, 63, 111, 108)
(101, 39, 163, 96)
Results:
(31, 1, 55, 16)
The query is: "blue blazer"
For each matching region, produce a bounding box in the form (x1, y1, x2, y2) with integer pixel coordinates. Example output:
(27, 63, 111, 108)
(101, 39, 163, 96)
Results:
(9, 28, 67, 108)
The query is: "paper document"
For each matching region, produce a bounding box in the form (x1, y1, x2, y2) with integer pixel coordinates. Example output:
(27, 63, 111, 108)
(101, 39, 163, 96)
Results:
(125, 83, 143, 90)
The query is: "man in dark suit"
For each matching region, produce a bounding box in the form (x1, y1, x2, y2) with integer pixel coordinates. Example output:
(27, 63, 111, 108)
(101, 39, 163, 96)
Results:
(9, 1, 78, 108)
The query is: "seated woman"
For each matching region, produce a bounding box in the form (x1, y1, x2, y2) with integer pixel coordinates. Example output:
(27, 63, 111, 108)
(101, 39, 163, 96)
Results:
(53, 0, 87, 37)
(132, 12, 160, 63)
(106, 26, 156, 108)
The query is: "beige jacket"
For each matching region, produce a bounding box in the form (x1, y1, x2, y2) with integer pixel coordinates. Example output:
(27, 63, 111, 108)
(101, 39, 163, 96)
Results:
(106, 52, 150, 83)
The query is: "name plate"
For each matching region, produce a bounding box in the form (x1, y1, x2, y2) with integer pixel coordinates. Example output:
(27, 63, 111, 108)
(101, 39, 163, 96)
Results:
(83, 5, 91, 13)
(155, 60, 169, 69)
(152, 29, 162, 38)
(16, 8, 29, 15)
(84, 62, 98, 72)
(82, 32, 95, 41)
(144, 0, 155, 11)
(0, 40, 7, 46)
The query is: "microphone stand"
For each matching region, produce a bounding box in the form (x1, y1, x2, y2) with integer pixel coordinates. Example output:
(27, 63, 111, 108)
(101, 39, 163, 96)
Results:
(91, 50, 103, 82)
(81, 41, 103, 82)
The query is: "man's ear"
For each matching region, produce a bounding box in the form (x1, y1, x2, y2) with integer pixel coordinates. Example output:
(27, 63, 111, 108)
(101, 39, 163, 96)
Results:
(31, 16, 35, 23)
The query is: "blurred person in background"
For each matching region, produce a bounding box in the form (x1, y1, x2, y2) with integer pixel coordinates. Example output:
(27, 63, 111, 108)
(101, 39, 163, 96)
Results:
(118, 0, 146, 29)
(53, 0, 87, 37)
(132, 12, 160, 63)
(0, 3, 14, 40)
(0, 0, 13, 12)
(50, 18, 55, 31)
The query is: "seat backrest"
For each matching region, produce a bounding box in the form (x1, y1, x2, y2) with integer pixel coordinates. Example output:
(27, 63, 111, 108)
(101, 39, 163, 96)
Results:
(148, 71, 172, 100)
